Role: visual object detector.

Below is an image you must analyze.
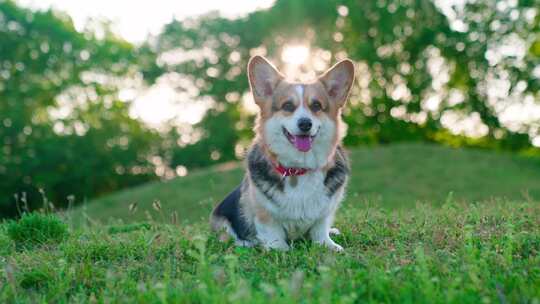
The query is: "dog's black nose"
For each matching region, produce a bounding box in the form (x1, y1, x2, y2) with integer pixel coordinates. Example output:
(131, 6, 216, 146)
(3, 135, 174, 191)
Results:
(297, 118, 312, 133)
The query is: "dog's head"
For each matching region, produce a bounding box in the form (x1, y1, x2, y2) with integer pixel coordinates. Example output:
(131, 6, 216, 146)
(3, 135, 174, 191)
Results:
(248, 56, 355, 169)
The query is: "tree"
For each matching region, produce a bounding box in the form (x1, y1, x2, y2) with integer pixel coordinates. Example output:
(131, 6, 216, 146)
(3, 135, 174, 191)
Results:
(0, 0, 160, 217)
(151, 0, 539, 170)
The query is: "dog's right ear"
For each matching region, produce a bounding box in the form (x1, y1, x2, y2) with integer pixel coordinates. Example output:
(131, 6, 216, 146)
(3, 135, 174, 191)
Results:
(247, 56, 283, 105)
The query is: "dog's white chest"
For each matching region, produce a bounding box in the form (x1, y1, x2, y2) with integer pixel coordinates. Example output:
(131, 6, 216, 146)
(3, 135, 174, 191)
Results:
(279, 171, 333, 218)
(255, 171, 338, 238)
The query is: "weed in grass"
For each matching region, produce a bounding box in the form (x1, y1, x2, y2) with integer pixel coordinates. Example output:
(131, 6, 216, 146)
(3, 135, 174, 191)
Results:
(0, 225, 14, 255)
(19, 269, 52, 290)
(6, 213, 69, 249)
(107, 222, 152, 234)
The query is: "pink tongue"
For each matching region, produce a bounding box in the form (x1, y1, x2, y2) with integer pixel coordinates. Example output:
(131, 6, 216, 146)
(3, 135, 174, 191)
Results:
(294, 136, 312, 152)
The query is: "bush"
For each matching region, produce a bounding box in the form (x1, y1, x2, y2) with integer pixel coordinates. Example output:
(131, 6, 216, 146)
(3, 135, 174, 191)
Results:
(6, 213, 69, 249)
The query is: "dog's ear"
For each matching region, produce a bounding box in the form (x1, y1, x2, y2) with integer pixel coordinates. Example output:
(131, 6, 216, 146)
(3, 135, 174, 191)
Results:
(319, 59, 355, 107)
(247, 56, 284, 104)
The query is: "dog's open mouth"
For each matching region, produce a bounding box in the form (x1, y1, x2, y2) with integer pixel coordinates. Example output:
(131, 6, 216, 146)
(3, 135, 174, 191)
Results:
(282, 127, 316, 152)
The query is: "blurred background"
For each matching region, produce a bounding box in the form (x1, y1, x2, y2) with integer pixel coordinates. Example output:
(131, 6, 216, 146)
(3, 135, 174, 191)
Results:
(1, 0, 539, 219)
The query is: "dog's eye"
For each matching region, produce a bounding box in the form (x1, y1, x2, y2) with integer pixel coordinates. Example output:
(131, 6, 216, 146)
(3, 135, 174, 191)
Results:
(310, 99, 323, 112)
(282, 100, 295, 112)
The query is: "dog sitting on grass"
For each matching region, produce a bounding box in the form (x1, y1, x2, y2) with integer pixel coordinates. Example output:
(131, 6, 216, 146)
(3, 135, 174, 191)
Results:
(211, 56, 355, 251)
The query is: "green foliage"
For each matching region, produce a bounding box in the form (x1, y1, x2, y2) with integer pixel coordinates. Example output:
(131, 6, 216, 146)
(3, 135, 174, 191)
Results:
(0, 1, 161, 217)
(6, 212, 68, 248)
(70, 144, 540, 225)
(1, 201, 539, 302)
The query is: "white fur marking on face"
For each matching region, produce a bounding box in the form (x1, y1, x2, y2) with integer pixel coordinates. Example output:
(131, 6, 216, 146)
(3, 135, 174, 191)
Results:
(294, 102, 311, 122)
(295, 85, 304, 101)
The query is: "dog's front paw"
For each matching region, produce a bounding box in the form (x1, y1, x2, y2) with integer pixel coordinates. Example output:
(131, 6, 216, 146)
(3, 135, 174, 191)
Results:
(326, 241, 344, 252)
(313, 238, 344, 252)
(329, 227, 341, 235)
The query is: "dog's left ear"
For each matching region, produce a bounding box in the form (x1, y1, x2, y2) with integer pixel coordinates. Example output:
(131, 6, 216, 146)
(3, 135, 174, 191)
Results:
(319, 59, 355, 107)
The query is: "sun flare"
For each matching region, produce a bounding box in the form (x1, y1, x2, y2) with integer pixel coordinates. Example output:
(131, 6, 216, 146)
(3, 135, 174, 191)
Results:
(281, 45, 310, 65)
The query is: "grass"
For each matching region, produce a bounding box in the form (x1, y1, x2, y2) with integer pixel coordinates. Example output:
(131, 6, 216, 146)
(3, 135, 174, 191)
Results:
(71, 143, 540, 225)
(6, 212, 69, 249)
(0, 201, 539, 303)
(1, 143, 539, 302)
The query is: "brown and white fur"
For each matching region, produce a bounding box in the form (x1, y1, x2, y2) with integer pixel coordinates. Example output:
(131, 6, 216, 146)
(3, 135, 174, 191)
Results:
(210, 56, 355, 251)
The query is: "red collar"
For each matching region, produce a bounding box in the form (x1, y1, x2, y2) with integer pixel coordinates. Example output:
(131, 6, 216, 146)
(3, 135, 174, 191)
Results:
(273, 162, 309, 177)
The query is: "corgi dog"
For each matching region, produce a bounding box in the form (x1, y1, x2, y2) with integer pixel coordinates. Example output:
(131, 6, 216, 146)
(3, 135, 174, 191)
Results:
(210, 56, 355, 251)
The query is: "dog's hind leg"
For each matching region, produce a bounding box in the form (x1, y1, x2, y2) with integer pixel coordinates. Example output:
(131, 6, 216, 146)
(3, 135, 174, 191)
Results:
(211, 185, 256, 247)
(211, 215, 255, 247)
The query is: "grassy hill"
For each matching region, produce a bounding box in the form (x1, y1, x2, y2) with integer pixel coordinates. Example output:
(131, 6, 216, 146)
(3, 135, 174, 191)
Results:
(72, 143, 540, 226)
(1, 143, 539, 303)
